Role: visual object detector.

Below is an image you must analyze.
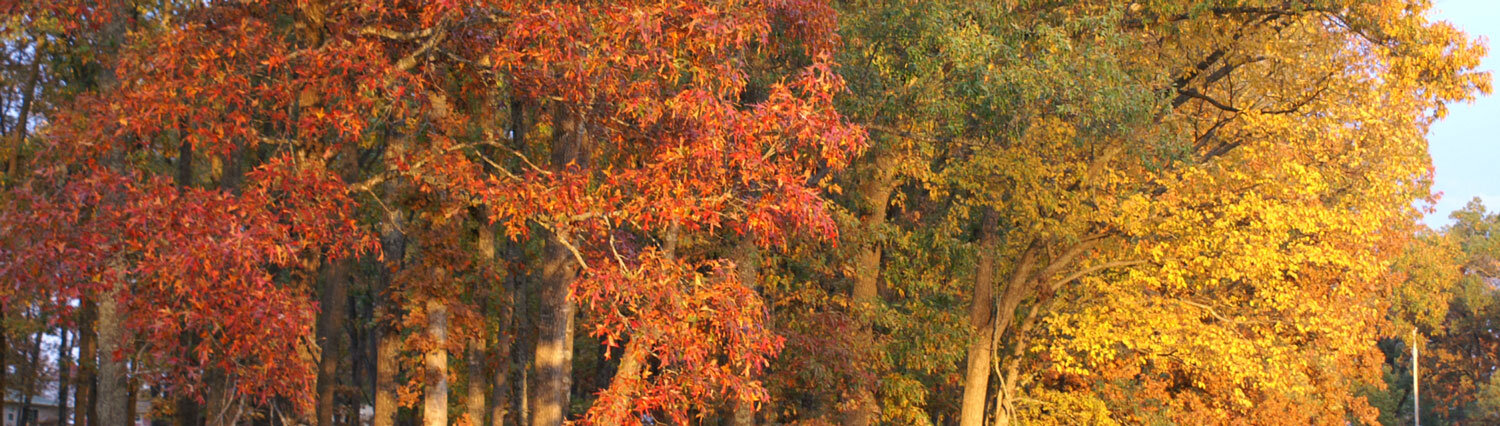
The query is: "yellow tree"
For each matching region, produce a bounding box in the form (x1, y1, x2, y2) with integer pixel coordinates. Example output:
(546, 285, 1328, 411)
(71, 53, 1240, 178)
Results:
(817, 0, 1486, 424)
(1004, 1, 1487, 424)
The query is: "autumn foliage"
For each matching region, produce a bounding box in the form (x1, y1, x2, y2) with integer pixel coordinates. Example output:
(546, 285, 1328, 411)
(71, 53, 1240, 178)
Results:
(0, 0, 1493, 425)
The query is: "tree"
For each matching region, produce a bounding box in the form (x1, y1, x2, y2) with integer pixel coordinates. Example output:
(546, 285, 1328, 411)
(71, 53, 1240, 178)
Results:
(2, 0, 861, 424)
(1373, 199, 1500, 424)
(798, 0, 1486, 424)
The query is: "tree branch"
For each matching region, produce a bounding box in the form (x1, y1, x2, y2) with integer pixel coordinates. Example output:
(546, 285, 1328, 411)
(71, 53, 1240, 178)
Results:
(1046, 260, 1147, 292)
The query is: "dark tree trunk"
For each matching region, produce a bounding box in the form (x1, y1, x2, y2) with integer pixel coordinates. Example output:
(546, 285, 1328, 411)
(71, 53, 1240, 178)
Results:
(317, 262, 350, 426)
(21, 327, 42, 426)
(346, 286, 370, 426)
(372, 180, 406, 426)
(57, 328, 72, 426)
(6, 35, 42, 179)
(127, 369, 139, 426)
(465, 339, 486, 425)
(488, 237, 521, 426)
(76, 301, 97, 426)
(491, 96, 527, 426)
(172, 127, 202, 426)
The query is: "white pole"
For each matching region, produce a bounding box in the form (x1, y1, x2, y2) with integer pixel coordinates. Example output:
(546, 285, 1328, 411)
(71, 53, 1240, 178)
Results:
(1413, 327, 1420, 426)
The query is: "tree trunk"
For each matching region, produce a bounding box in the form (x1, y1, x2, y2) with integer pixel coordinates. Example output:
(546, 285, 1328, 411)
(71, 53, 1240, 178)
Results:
(87, 6, 129, 424)
(488, 240, 518, 426)
(843, 149, 897, 426)
(986, 245, 1041, 426)
(530, 103, 587, 426)
(992, 303, 1045, 426)
(726, 240, 762, 426)
(203, 142, 241, 426)
(6, 35, 42, 179)
(57, 328, 72, 426)
(171, 128, 203, 426)
(492, 95, 527, 426)
(959, 210, 1000, 426)
(76, 301, 98, 426)
(488, 327, 513, 426)
(203, 368, 234, 426)
(424, 298, 449, 426)
(530, 235, 577, 426)
(317, 262, 350, 426)
(373, 180, 407, 426)
(127, 370, 139, 426)
(510, 245, 532, 426)
(21, 327, 41, 426)
(466, 339, 487, 425)
(467, 220, 495, 426)
(374, 329, 400, 426)
(597, 340, 646, 422)
(97, 284, 131, 426)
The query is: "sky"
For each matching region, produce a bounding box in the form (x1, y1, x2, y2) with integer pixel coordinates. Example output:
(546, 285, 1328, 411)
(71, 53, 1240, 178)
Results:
(1425, 0, 1500, 228)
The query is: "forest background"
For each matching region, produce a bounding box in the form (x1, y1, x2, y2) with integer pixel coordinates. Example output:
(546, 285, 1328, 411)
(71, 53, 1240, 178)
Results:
(0, 1, 1497, 425)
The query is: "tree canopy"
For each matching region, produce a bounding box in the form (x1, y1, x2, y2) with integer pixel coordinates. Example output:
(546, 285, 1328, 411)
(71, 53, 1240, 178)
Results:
(0, 0, 1492, 425)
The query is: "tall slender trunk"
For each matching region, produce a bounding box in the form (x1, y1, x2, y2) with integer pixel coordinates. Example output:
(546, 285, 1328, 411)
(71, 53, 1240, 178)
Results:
(374, 328, 401, 426)
(174, 133, 201, 426)
(465, 221, 497, 426)
(488, 322, 514, 426)
(424, 297, 449, 426)
(76, 301, 97, 426)
(57, 328, 72, 426)
(487, 94, 526, 426)
(90, 7, 128, 424)
(597, 340, 646, 422)
(512, 249, 533, 426)
(127, 368, 139, 425)
(597, 221, 680, 423)
(203, 143, 242, 426)
(530, 235, 577, 426)
(726, 240, 761, 426)
(317, 262, 350, 426)
(466, 339, 487, 425)
(97, 283, 131, 426)
(21, 326, 41, 426)
(488, 240, 518, 426)
(530, 103, 587, 426)
(959, 210, 1000, 426)
(986, 245, 1040, 426)
(346, 293, 369, 426)
(203, 368, 234, 426)
(993, 302, 1044, 426)
(843, 150, 897, 426)
(373, 179, 407, 426)
(6, 36, 42, 179)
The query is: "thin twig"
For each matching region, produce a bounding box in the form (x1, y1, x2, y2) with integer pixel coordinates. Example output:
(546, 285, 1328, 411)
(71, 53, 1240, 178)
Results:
(364, 187, 405, 234)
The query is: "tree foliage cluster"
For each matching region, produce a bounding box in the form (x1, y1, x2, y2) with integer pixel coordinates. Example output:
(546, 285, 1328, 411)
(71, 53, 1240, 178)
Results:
(0, 0, 1491, 425)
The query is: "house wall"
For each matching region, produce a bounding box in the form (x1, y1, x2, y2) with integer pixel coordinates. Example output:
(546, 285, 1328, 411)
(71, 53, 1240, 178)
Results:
(2, 403, 59, 426)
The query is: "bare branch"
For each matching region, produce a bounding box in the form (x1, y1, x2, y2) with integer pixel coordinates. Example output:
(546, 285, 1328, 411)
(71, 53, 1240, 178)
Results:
(1046, 260, 1148, 292)
(1176, 88, 1242, 113)
(356, 26, 437, 41)
(393, 26, 448, 72)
